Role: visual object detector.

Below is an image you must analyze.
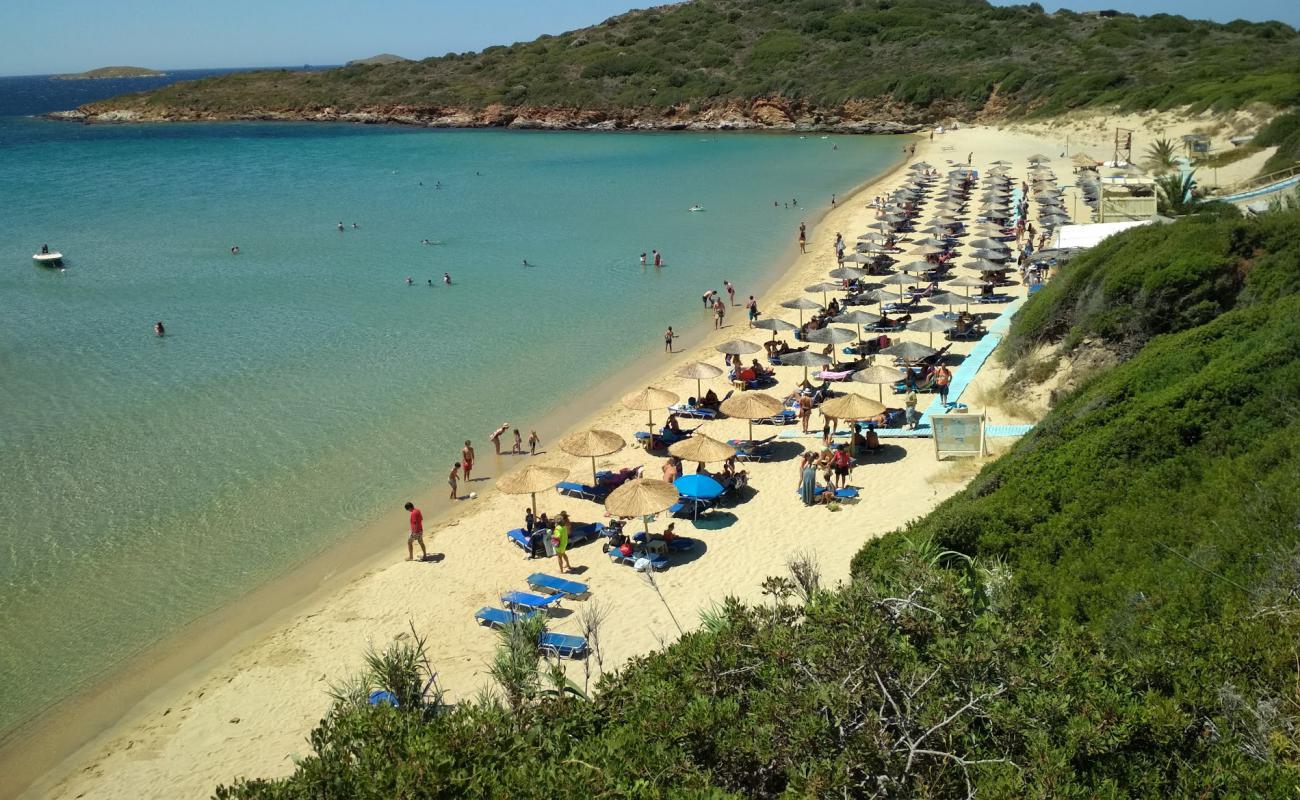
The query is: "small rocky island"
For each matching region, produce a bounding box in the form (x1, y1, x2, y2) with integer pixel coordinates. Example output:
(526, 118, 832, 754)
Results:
(345, 54, 411, 67)
(54, 66, 165, 80)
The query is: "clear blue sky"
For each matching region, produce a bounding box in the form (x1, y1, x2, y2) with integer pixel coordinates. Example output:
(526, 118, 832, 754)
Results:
(4, 0, 1297, 77)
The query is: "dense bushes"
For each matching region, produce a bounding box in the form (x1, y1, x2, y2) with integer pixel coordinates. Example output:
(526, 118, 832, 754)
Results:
(1256, 107, 1300, 174)
(85, 0, 1300, 120)
(219, 212, 1300, 797)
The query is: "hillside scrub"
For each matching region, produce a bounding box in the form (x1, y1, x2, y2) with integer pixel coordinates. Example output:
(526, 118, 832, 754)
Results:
(218, 212, 1300, 797)
(81, 0, 1300, 122)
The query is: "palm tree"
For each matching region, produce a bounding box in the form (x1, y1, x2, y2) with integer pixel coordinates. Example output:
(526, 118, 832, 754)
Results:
(1155, 170, 1198, 215)
(1144, 137, 1179, 174)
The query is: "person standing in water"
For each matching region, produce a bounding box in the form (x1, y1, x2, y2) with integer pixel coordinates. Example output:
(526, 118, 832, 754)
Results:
(640, 252, 647, 267)
(528, 430, 540, 455)
(154, 321, 165, 337)
(404, 502, 427, 561)
(512, 428, 523, 454)
(448, 463, 460, 500)
(461, 440, 475, 482)
(443, 273, 451, 285)
(724, 280, 736, 306)
(664, 326, 677, 353)
(490, 422, 510, 454)
(713, 296, 726, 330)
(337, 221, 344, 231)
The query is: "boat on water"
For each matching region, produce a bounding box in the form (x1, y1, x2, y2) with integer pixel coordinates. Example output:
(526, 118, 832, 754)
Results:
(688, 205, 705, 213)
(33, 250, 64, 266)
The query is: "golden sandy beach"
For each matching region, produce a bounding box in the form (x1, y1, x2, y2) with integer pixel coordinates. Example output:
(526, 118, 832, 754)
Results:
(21, 111, 1270, 800)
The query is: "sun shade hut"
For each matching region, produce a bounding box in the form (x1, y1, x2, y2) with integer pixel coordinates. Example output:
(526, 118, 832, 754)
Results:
(496, 464, 569, 515)
(720, 391, 783, 442)
(559, 429, 626, 485)
(604, 478, 680, 537)
(851, 364, 905, 402)
(674, 361, 724, 400)
(669, 433, 737, 465)
(623, 386, 680, 445)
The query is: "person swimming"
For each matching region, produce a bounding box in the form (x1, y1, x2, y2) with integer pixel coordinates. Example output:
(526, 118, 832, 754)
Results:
(443, 272, 451, 285)
(337, 221, 344, 231)
(427, 279, 433, 286)
(522, 259, 529, 267)
(230, 245, 240, 255)
(352, 222, 359, 229)
(154, 321, 165, 337)
(406, 277, 413, 285)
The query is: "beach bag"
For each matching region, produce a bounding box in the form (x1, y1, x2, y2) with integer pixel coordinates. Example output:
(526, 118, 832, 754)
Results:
(619, 542, 633, 557)
(544, 536, 557, 558)
(633, 557, 652, 572)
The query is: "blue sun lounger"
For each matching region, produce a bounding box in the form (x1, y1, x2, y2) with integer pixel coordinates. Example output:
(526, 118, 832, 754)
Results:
(501, 590, 565, 613)
(795, 486, 860, 500)
(609, 548, 669, 570)
(526, 573, 590, 598)
(729, 436, 777, 462)
(753, 408, 797, 425)
(670, 496, 716, 520)
(557, 481, 612, 501)
(507, 523, 605, 552)
(634, 427, 695, 448)
(475, 606, 537, 628)
(632, 532, 696, 552)
(538, 632, 588, 659)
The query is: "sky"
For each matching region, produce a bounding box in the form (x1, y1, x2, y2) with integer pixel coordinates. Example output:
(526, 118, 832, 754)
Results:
(3, 0, 1298, 77)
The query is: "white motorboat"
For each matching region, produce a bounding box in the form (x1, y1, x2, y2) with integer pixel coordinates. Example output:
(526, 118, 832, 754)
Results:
(33, 250, 64, 266)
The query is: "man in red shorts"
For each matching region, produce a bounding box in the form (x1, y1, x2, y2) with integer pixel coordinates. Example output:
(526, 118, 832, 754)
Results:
(404, 501, 427, 562)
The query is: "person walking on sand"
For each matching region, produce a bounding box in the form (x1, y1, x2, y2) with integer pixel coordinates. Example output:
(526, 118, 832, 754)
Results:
(461, 440, 475, 482)
(528, 430, 540, 455)
(724, 280, 735, 306)
(512, 428, 523, 454)
(713, 297, 726, 330)
(798, 228, 807, 254)
(799, 393, 813, 433)
(404, 502, 427, 561)
(934, 365, 952, 407)
(905, 388, 919, 429)
(553, 510, 573, 573)
(448, 463, 460, 500)
(664, 326, 677, 352)
(746, 295, 759, 326)
(490, 422, 510, 454)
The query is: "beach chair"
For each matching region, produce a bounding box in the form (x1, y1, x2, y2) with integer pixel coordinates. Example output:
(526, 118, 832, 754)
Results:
(729, 435, 777, 462)
(608, 548, 669, 570)
(632, 532, 697, 552)
(794, 486, 861, 501)
(501, 590, 565, 613)
(670, 495, 716, 520)
(506, 527, 534, 551)
(538, 632, 588, 659)
(475, 606, 537, 628)
(570, 522, 606, 545)
(526, 573, 589, 599)
(753, 408, 797, 426)
(668, 404, 718, 420)
(556, 481, 612, 502)
(634, 426, 693, 449)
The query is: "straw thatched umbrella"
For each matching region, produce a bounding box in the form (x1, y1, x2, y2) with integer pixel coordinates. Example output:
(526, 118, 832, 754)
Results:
(720, 391, 783, 441)
(674, 361, 723, 399)
(669, 433, 737, 465)
(805, 325, 856, 346)
(779, 297, 823, 327)
(806, 281, 842, 306)
(780, 350, 832, 382)
(604, 478, 680, 538)
(558, 429, 625, 485)
(820, 393, 887, 456)
(880, 340, 938, 362)
(908, 315, 952, 347)
(829, 266, 867, 281)
(842, 252, 879, 264)
(927, 291, 969, 313)
(496, 464, 569, 514)
(879, 272, 917, 301)
(715, 339, 762, 356)
(751, 316, 799, 343)
(833, 309, 882, 343)
(852, 364, 905, 402)
(623, 386, 680, 445)
(1028, 153, 1052, 163)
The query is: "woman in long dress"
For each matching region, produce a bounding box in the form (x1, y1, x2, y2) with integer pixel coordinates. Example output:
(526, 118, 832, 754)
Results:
(799, 455, 817, 505)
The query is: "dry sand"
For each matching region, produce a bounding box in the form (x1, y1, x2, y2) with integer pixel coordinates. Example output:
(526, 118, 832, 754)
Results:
(26, 118, 1144, 800)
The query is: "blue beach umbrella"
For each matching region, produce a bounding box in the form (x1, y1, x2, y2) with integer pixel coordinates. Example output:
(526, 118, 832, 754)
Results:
(673, 474, 724, 500)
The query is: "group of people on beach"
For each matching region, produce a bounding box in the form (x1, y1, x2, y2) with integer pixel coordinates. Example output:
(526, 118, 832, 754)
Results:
(404, 424, 541, 560)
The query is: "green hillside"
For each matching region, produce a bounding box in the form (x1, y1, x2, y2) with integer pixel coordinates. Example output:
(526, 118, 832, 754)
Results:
(217, 210, 1300, 797)
(81, 0, 1300, 121)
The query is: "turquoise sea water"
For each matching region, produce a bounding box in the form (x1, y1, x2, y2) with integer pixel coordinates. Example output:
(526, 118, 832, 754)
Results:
(0, 99, 903, 735)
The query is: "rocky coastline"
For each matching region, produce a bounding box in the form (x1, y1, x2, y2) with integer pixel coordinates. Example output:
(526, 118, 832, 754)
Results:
(48, 97, 928, 134)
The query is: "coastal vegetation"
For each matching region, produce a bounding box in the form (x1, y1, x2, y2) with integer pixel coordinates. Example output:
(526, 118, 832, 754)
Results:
(78, 0, 1300, 124)
(216, 210, 1300, 797)
(54, 66, 163, 80)
(1255, 107, 1300, 175)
